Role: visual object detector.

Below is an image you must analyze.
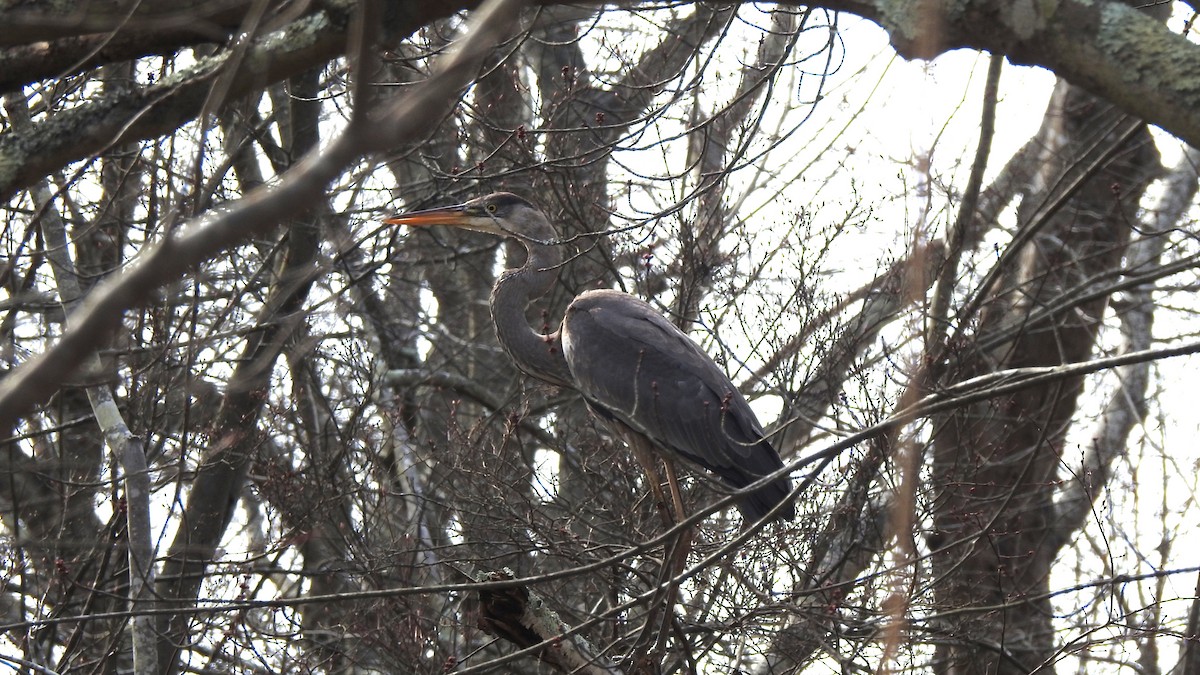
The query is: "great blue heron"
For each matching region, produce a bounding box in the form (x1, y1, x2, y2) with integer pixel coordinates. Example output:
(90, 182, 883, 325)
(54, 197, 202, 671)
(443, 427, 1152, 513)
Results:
(386, 192, 794, 523)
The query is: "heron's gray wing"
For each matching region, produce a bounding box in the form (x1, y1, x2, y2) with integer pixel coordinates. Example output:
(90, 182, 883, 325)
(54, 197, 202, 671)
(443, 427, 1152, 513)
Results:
(562, 290, 793, 520)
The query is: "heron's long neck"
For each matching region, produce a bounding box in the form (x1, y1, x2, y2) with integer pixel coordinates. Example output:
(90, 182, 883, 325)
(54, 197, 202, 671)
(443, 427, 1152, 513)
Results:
(492, 240, 574, 388)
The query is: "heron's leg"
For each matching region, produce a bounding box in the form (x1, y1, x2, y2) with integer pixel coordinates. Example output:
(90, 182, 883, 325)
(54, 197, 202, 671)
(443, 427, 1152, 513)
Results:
(644, 464, 675, 527)
(662, 460, 687, 524)
(648, 459, 694, 660)
(621, 434, 696, 669)
(625, 450, 695, 669)
(628, 495, 694, 670)
(627, 437, 676, 526)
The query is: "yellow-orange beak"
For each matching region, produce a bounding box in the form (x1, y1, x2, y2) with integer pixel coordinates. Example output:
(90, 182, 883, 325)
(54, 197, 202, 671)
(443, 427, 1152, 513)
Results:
(383, 205, 467, 227)
(383, 203, 505, 235)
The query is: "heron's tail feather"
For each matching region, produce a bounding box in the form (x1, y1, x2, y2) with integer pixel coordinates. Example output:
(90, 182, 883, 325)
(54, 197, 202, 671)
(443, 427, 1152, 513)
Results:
(736, 475, 795, 523)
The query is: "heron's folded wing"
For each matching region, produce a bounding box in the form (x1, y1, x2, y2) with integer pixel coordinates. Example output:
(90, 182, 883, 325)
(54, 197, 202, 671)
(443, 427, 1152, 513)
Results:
(562, 290, 784, 482)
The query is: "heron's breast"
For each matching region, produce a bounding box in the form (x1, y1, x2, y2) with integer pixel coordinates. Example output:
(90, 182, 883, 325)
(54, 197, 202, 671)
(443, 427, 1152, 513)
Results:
(560, 299, 594, 366)
(560, 324, 575, 364)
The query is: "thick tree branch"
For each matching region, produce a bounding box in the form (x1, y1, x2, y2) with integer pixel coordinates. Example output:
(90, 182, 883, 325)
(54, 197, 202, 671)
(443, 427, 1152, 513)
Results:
(1179, 569, 1200, 675)
(0, 0, 283, 45)
(152, 127, 325, 675)
(0, 28, 233, 93)
(799, 1, 1197, 145)
(476, 569, 622, 674)
(926, 53, 1002, 348)
(930, 69, 1162, 672)
(0, 8, 349, 201)
(549, 0, 1200, 150)
(489, 0, 1200, 150)
(0, 1, 476, 201)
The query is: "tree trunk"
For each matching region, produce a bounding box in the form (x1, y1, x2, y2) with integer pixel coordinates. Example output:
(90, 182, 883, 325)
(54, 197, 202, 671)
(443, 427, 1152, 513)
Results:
(929, 79, 1160, 675)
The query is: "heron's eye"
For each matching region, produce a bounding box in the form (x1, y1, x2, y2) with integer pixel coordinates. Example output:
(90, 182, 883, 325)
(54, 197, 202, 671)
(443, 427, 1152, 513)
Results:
(486, 203, 498, 214)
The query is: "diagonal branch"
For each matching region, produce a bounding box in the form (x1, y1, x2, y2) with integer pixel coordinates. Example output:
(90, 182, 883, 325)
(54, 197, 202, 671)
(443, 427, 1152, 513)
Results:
(0, 8, 350, 201)
(0, 0, 284, 45)
(0, 0, 525, 458)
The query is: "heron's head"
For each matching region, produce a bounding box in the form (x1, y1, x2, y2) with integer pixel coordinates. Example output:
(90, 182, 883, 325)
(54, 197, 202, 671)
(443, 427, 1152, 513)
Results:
(384, 192, 551, 241)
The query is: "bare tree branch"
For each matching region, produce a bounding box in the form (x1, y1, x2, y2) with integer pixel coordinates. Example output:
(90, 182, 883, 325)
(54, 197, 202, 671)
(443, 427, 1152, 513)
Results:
(761, 239, 943, 450)
(3, 91, 157, 674)
(0, 0, 284, 45)
(0, 8, 349, 201)
(0, 0, 525, 434)
(1051, 146, 1200, 551)
(1175, 569, 1200, 675)
(476, 569, 623, 674)
(756, 437, 891, 674)
(4, 0, 1200, 202)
